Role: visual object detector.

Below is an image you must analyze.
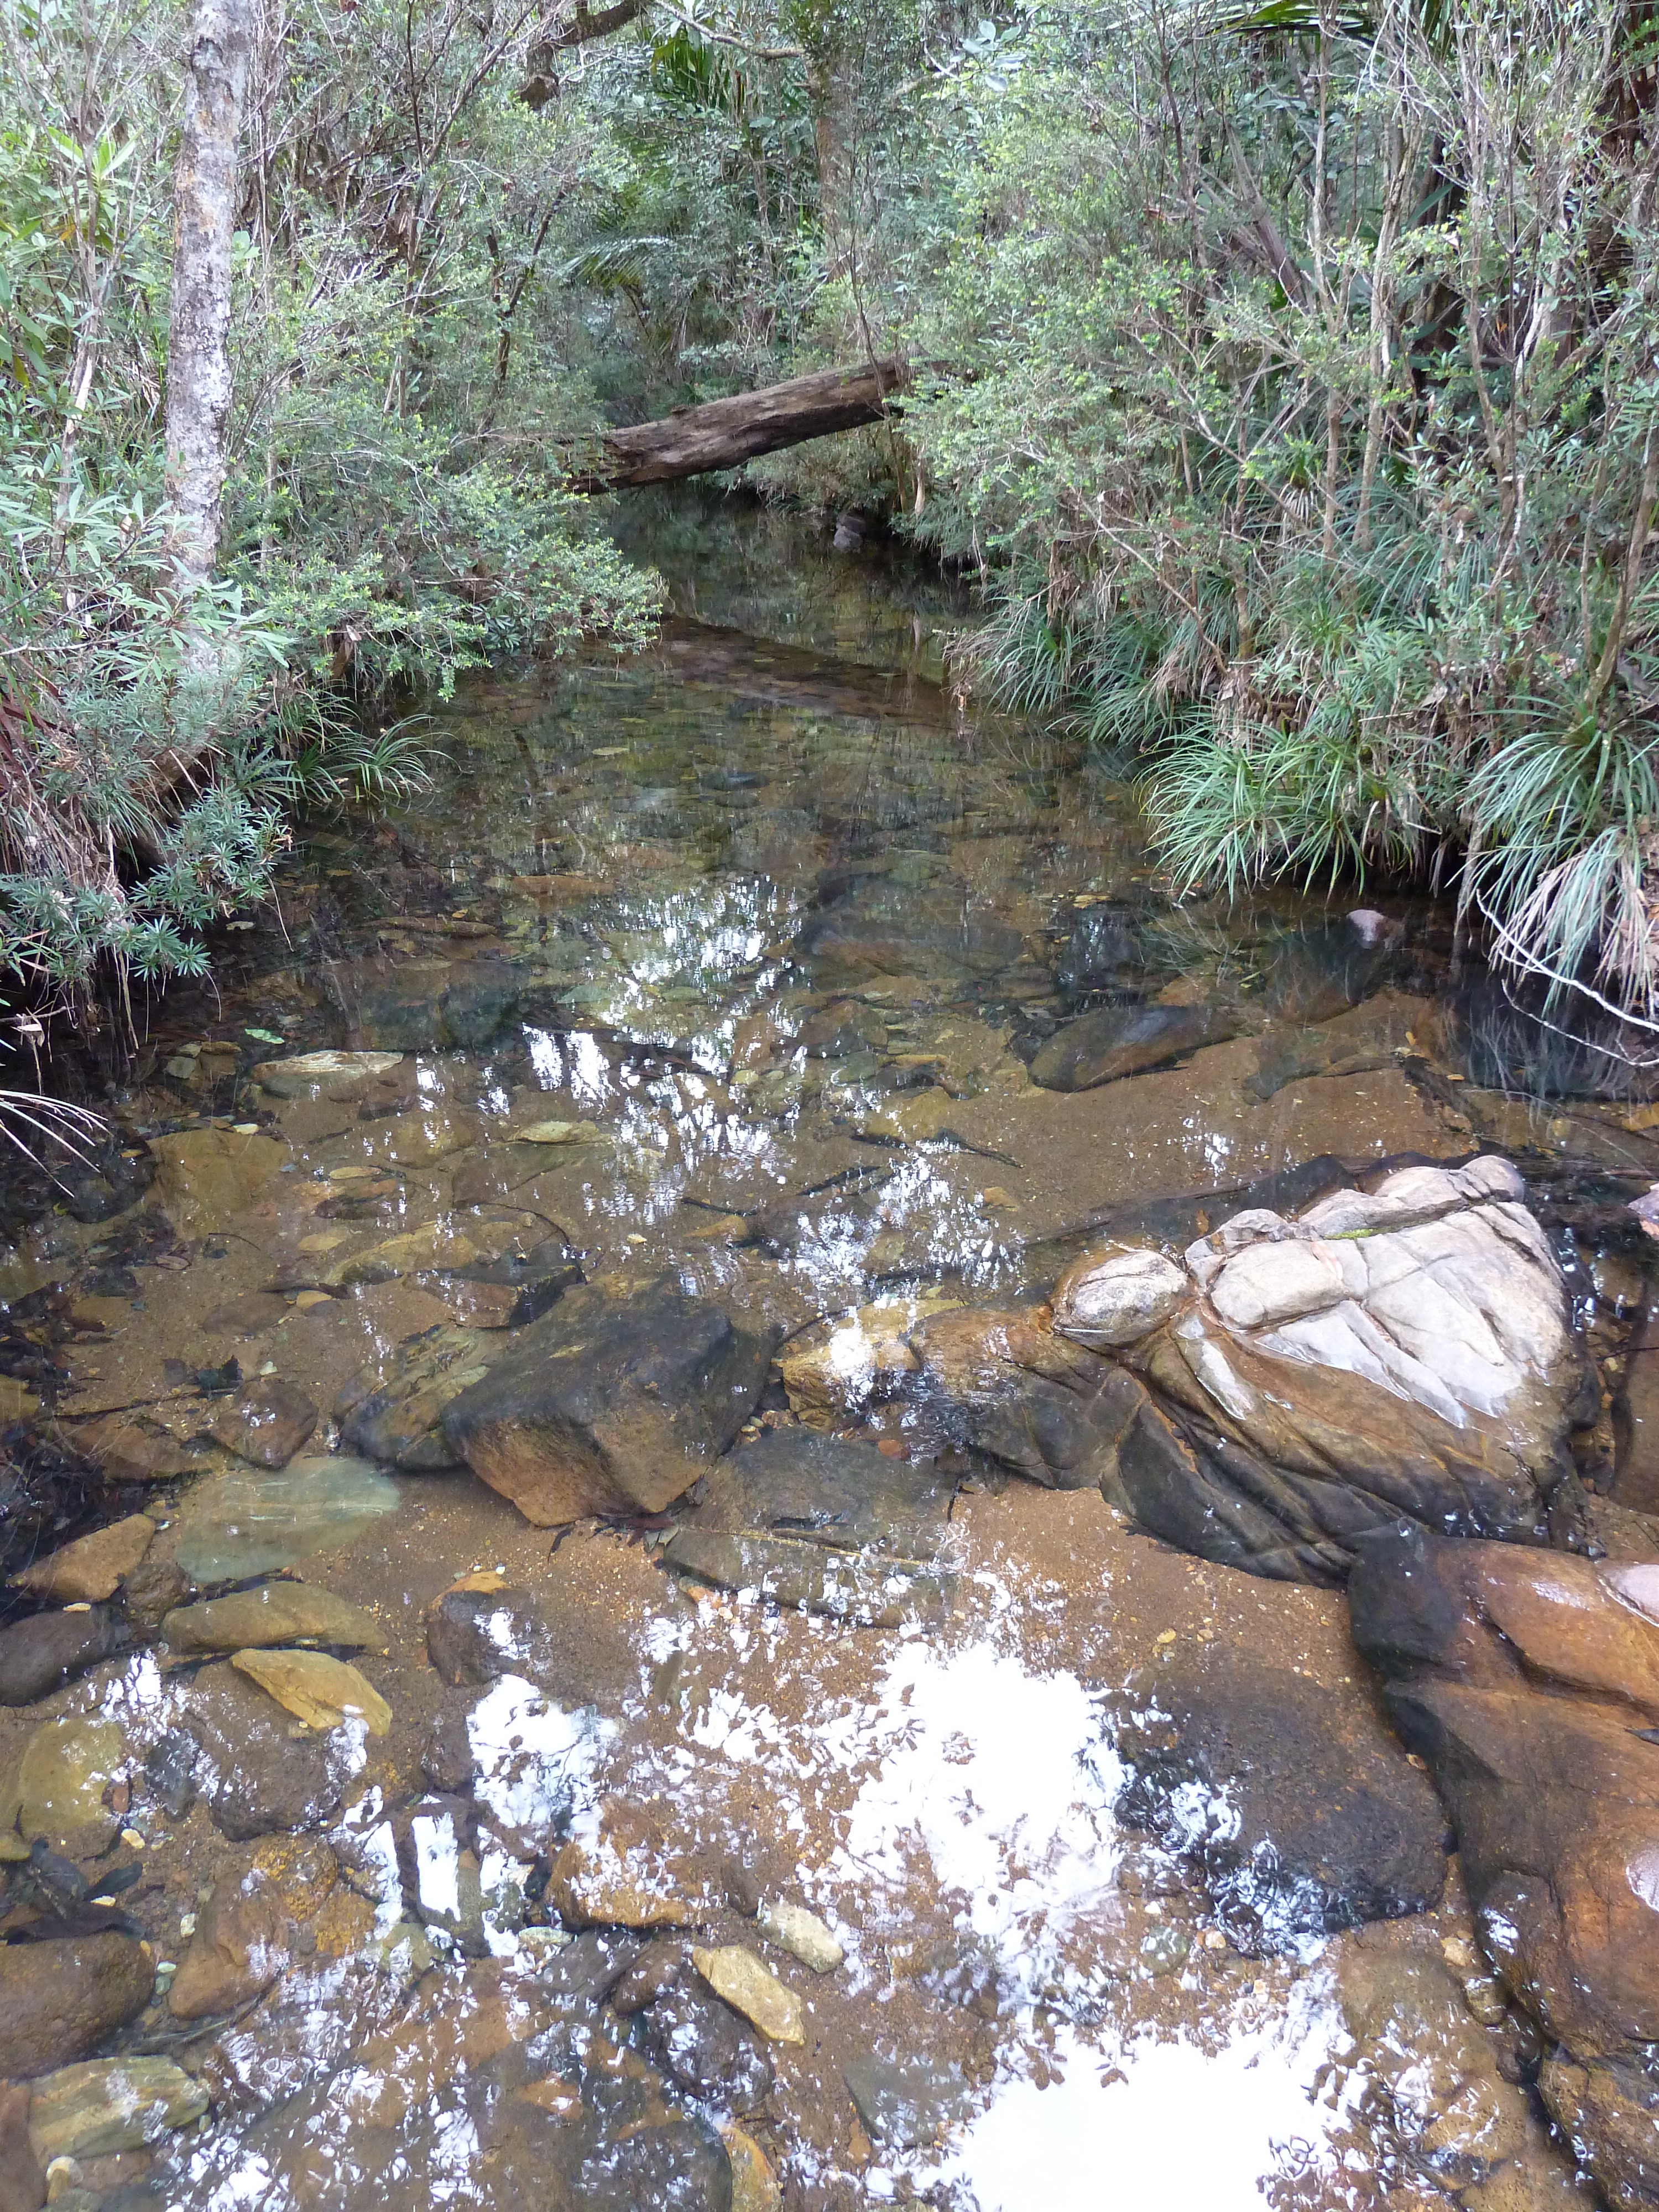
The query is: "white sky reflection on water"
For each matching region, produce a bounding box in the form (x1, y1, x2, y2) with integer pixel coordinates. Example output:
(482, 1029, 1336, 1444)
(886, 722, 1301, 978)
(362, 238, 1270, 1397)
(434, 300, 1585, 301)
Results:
(930, 2007, 1354, 2212)
(808, 1632, 1123, 1996)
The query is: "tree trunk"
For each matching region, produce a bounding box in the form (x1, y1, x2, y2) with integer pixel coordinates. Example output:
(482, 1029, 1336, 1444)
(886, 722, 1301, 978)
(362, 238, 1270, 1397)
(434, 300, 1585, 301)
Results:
(164, 0, 254, 581)
(577, 359, 915, 491)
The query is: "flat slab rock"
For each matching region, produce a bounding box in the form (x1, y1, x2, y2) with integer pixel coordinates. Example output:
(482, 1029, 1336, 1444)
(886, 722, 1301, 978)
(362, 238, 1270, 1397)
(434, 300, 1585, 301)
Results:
(440, 1275, 774, 1526)
(1349, 1527, 1659, 2211)
(1113, 1650, 1450, 1952)
(662, 1428, 956, 1625)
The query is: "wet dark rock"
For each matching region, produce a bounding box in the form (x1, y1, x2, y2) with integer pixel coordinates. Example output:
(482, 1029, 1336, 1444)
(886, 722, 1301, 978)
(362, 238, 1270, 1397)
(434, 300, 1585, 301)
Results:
(116, 1556, 193, 1634)
(328, 955, 454, 1051)
(335, 1325, 486, 1470)
(1055, 906, 1147, 1000)
(168, 1867, 292, 2020)
(390, 1794, 484, 1939)
(488, 2018, 736, 2212)
(842, 2051, 973, 2149)
(906, 1306, 1145, 1490)
(0, 1932, 154, 2078)
(1244, 993, 1420, 1103)
(641, 1980, 774, 2111)
(1349, 1526, 1659, 2210)
(1540, 2052, 1659, 2212)
(1027, 1003, 1232, 1092)
(1261, 919, 1406, 1024)
(0, 2083, 42, 2212)
(425, 1583, 567, 1689)
(0, 1606, 123, 1707)
(419, 1705, 477, 1795)
(719, 1856, 760, 1918)
(1614, 1294, 1659, 1516)
(452, 1233, 583, 1327)
(662, 1428, 955, 1624)
(178, 1664, 347, 1839)
(440, 958, 520, 1050)
(141, 1731, 197, 1818)
(1113, 1652, 1449, 1952)
(795, 997, 887, 1058)
(204, 1380, 318, 1469)
(536, 1928, 644, 2005)
(913, 1936, 1004, 2019)
(440, 1277, 773, 1526)
(610, 1937, 687, 2013)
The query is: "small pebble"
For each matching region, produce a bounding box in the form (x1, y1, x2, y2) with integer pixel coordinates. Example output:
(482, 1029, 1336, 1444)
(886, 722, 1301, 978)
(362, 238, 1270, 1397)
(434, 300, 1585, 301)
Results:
(120, 1828, 145, 1848)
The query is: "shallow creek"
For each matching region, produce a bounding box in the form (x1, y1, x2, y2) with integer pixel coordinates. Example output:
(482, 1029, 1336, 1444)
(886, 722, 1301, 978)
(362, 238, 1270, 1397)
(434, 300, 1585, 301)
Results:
(4, 494, 1658, 2211)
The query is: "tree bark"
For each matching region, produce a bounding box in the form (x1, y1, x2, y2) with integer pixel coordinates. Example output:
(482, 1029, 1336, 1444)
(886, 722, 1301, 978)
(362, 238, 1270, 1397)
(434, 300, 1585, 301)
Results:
(164, 0, 254, 581)
(577, 359, 914, 490)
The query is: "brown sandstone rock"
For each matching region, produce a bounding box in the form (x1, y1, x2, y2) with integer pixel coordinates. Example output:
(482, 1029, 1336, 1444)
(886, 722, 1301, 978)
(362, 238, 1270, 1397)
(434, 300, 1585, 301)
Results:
(546, 1799, 695, 1930)
(204, 1380, 318, 1468)
(0, 1935, 154, 2079)
(168, 1870, 290, 2021)
(0, 2081, 43, 2212)
(439, 1277, 771, 1526)
(9, 1516, 155, 1603)
(1350, 1528, 1659, 2209)
(147, 1126, 286, 1235)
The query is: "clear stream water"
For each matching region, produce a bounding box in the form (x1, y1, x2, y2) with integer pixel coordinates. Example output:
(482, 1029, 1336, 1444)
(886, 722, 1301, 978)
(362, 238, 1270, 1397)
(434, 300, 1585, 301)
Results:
(1, 490, 1649, 2211)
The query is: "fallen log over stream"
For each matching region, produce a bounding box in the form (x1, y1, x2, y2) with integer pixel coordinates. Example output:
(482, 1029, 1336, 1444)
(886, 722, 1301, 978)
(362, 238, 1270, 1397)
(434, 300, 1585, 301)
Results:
(577, 359, 913, 490)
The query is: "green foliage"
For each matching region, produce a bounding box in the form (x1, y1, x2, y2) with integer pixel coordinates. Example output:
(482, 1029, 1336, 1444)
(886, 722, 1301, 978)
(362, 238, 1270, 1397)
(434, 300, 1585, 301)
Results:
(0, 0, 664, 1016)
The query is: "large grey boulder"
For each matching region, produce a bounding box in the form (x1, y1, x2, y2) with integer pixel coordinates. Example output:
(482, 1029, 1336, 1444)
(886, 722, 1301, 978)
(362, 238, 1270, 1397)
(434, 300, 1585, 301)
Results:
(906, 1156, 1593, 1583)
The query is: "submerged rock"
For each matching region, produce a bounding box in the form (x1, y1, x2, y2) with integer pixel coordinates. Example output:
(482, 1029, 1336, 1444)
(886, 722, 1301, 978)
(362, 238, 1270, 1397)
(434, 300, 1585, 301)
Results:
(203, 1381, 318, 1469)
(1114, 1652, 1449, 1950)
(163, 1581, 384, 1655)
(906, 1307, 1147, 1491)
(10, 1515, 155, 1604)
(690, 1945, 804, 2044)
(0, 1717, 127, 1853)
(425, 1580, 567, 1691)
(1027, 1002, 1231, 1092)
(1350, 1528, 1659, 2211)
(171, 1455, 400, 1583)
(167, 1868, 293, 2021)
(176, 1665, 350, 1838)
(841, 2051, 973, 2149)
(757, 1900, 843, 1974)
(440, 1277, 772, 1526)
(229, 1647, 391, 1735)
(547, 1799, 693, 1931)
(0, 1934, 154, 2079)
(1335, 1948, 1580, 2200)
(147, 1126, 286, 1236)
(0, 2082, 41, 2212)
(0, 1608, 124, 1708)
(251, 1049, 404, 1099)
(25, 2058, 207, 2163)
(642, 1980, 775, 2109)
(335, 1326, 491, 1470)
(662, 1428, 955, 1624)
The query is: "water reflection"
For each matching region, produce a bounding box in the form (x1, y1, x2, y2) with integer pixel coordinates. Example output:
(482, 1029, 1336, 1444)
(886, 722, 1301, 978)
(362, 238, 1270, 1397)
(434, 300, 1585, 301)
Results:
(0, 494, 1631, 2212)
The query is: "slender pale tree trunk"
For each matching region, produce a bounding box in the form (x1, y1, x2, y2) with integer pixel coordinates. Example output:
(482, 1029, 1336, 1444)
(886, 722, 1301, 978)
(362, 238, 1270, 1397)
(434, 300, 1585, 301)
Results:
(164, 0, 254, 581)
